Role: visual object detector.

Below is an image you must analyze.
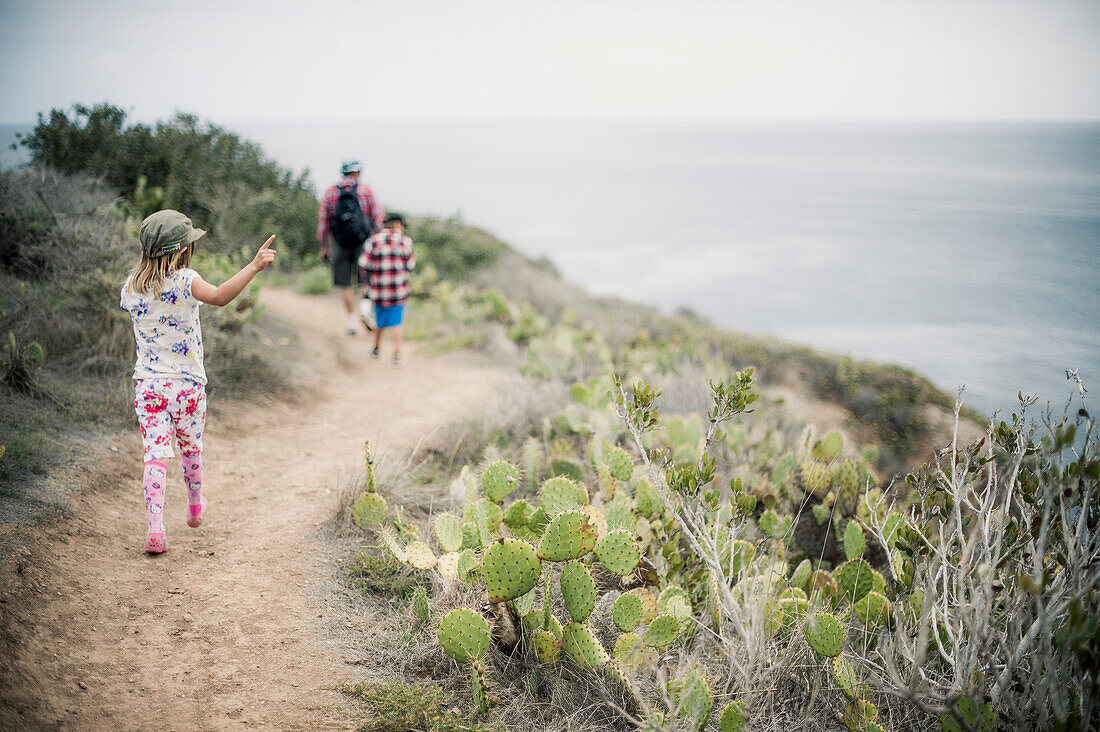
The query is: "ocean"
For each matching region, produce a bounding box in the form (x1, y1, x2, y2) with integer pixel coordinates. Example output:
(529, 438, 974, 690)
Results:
(4, 120, 1097, 418)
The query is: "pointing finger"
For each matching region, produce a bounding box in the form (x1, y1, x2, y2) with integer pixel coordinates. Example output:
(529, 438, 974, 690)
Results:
(260, 235, 275, 251)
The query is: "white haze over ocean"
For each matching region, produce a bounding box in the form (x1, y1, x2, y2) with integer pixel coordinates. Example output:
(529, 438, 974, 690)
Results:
(2, 119, 1097, 418)
(238, 119, 1100, 419)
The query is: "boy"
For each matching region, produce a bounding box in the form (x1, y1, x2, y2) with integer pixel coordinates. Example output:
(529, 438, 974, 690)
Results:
(359, 213, 416, 366)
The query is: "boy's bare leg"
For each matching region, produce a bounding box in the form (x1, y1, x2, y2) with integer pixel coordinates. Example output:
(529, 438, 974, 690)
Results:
(393, 326, 403, 355)
(373, 327, 383, 352)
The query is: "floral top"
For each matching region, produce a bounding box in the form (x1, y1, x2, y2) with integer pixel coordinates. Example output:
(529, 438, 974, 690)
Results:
(120, 268, 207, 384)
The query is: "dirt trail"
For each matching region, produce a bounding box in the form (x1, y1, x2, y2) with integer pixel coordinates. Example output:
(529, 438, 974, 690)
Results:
(0, 289, 508, 730)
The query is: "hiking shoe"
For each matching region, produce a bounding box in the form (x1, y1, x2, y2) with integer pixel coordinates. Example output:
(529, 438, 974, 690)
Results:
(370, 347, 381, 360)
(144, 531, 166, 554)
(186, 497, 207, 528)
(393, 352, 402, 368)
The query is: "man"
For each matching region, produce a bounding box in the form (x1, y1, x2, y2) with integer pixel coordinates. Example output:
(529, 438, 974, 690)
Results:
(317, 159, 384, 335)
(359, 212, 415, 367)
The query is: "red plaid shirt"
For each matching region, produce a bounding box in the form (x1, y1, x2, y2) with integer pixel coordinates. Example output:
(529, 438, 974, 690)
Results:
(359, 230, 416, 307)
(316, 176, 384, 257)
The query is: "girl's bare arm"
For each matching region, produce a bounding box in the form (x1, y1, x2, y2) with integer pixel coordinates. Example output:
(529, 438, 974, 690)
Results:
(191, 236, 276, 307)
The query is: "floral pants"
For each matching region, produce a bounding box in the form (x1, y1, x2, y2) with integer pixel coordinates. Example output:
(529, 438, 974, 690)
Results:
(134, 379, 207, 461)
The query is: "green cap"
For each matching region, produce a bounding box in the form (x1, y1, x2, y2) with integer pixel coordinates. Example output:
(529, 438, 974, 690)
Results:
(139, 210, 206, 258)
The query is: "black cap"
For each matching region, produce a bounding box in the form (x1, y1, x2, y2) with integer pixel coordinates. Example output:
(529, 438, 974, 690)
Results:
(383, 212, 406, 227)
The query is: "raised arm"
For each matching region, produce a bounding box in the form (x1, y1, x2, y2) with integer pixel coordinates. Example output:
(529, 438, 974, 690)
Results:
(191, 236, 277, 307)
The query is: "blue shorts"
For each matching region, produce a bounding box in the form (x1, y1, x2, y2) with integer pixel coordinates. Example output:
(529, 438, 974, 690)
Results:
(374, 303, 405, 328)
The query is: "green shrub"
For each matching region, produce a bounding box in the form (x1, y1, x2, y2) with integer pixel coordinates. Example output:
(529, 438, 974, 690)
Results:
(296, 265, 331, 295)
(15, 103, 319, 263)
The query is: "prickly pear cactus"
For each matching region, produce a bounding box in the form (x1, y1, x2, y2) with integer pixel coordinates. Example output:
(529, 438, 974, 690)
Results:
(832, 656, 861, 700)
(843, 699, 878, 731)
(853, 590, 890, 629)
(807, 569, 839, 601)
(352, 491, 387, 528)
(843, 520, 866, 560)
(438, 608, 491, 664)
(717, 700, 748, 732)
(480, 459, 520, 504)
(536, 508, 598, 561)
(482, 537, 542, 602)
(612, 631, 645, 670)
(676, 665, 713, 732)
(433, 512, 464, 553)
(643, 614, 681, 648)
(594, 529, 641, 576)
(612, 592, 643, 632)
(940, 695, 996, 732)
(602, 443, 634, 482)
(405, 541, 437, 570)
(834, 558, 875, 603)
(560, 560, 597, 623)
(533, 627, 562, 666)
(503, 499, 532, 529)
(540, 476, 589, 516)
(562, 621, 610, 670)
(803, 612, 845, 658)
(790, 558, 812, 589)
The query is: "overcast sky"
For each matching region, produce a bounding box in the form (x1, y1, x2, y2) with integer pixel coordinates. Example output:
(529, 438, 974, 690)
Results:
(1, 0, 1099, 124)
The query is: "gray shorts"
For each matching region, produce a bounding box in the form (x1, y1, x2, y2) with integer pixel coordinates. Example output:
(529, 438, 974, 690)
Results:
(332, 243, 365, 287)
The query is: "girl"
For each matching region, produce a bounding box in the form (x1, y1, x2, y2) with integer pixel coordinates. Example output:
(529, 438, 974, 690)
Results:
(120, 209, 276, 554)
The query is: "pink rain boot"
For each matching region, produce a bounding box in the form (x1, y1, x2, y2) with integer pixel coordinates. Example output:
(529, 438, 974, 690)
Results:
(143, 460, 168, 554)
(183, 453, 206, 528)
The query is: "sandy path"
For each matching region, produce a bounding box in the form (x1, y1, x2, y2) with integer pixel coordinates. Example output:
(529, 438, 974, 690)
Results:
(0, 289, 507, 730)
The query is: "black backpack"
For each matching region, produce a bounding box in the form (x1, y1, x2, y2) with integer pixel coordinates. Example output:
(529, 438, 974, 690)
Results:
(332, 184, 371, 249)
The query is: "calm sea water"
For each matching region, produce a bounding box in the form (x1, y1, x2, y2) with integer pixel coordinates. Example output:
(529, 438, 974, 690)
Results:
(4, 120, 1097, 417)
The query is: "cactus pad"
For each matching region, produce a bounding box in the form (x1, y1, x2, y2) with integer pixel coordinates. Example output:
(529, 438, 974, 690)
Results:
(539, 476, 589, 516)
(562, 621, 609, 670)
(533, 627, 562, 665)
(379, 527, 406, 563)
(580, 505, 608, 538)
(605, 496, 636, 531)
(853, 590, 890, 629)
(843, 520, 865, 560)
(482, 538, 541, 602)
(832, 656, 860, 700)
(657, 585, 690, 614)
(940, 696, 996, 732)
(560, 560, 597, 622)
(843, 699, 878, 731)
(457, 549, 481, 584)
(803, 612, 845, 658)
(677, 664, 713, 732)
(612, 631, 644, 670)
(790, 559, 812, 589)
(643, 614, 681, 648)
(834, 558, 875, 603)
(595, 529, 641, 576)
(602, 444, 634, 482)
(433, 512, 464, 553)
(503, 499, 532, 529)
(405, 541, 437, 570)
(352, 492, 387, 528)
(629, 587, 660, 623)
(513, 586, 537, 617)
(717, 701, 748, 732)
(438, 608, 491, 663)
(612, 592, 643, 632)
(436, 551, 461, 582)
(480, 459, 520, 504)
(536, 509, 598, 561)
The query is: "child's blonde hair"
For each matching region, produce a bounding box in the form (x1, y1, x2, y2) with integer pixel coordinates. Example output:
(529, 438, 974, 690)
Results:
(126, 245, 195, 295)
